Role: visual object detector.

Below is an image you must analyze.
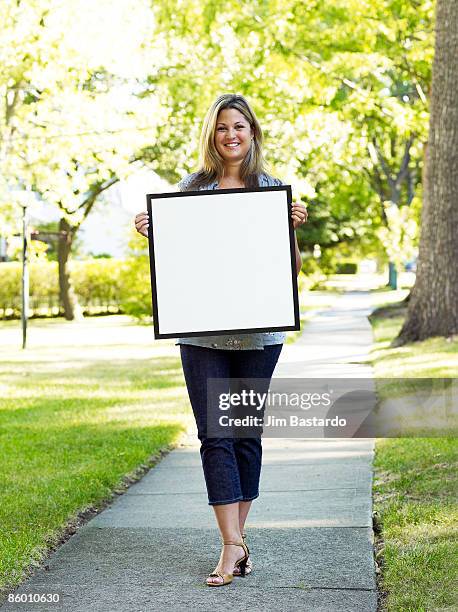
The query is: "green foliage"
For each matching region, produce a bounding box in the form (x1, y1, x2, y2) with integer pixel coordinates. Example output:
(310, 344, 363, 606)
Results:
(118, 257, 152, 320)
(0, 263, 22, 317)
(148, 0, 434, 264)
(28, 220, 87, 261)
(0, 258, 133, 319)
(1, 0, 436, 274)
(0, 261, 59, 318)
(118, 229, 152, 320)
(299, 256, 328, 290)
(71, 259, 123, 311)
(0, 0, 161, 235)
(6, 236, 50, 262)
(335, 262, 358, 274)
(377, 201, 419, 267)
(29, 260, 60, 313)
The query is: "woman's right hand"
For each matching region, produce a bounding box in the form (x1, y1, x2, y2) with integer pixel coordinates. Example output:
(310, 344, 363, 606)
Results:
(134, 211, 149, 238)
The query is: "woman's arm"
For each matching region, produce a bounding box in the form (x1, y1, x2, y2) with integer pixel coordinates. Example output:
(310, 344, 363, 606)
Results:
(291, 201, 307, 276)
(294, 232, 302, 276)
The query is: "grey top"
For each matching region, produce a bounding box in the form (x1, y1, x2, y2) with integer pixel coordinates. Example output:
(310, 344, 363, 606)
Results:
(175, 171, 287, 350)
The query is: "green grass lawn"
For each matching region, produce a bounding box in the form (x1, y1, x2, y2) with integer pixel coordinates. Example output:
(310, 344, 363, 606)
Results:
(6, 286, 456, 609)
(0, 290, 335, 599)
(0, 316, 192, 599)
(369, 299, 458, 611)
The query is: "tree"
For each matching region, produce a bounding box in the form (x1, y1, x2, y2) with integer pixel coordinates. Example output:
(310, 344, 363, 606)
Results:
(2, 0, 438, 320)
(395, 0, 458, 344)
(0, 0, 159, 319)
(148, 0, 433, 268)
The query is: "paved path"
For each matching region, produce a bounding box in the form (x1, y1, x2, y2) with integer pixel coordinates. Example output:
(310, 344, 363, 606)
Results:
(2, 289, 377, 612)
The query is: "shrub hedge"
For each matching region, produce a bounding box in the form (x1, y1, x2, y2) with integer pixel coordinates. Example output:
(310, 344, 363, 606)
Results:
(0, 258, 151, 320)
(335, 262, 358, 274)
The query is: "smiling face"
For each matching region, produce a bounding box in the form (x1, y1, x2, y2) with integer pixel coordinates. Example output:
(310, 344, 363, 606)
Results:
(214, 107, 254, 165)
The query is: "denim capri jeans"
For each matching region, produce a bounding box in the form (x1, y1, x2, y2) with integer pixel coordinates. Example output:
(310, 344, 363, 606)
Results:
(180, 343, 283, 505)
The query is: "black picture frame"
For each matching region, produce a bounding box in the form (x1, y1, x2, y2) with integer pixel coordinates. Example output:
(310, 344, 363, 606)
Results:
(146, 185, 300, 339)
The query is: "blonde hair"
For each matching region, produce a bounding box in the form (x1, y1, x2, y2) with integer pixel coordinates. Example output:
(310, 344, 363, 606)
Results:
(188, 94, 269, 190)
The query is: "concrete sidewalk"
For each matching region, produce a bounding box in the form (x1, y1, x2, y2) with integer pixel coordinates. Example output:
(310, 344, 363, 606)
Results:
(2, 290, 377, 612)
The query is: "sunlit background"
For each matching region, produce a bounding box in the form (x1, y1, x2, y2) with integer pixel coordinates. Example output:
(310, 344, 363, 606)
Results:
(1, 0, 433, 272)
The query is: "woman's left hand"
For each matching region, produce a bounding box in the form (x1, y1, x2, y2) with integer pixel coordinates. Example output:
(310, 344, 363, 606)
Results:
(291, 201, 308, 229)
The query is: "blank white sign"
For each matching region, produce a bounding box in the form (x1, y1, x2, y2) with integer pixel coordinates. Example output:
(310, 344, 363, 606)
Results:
(146, 186, 299, 338)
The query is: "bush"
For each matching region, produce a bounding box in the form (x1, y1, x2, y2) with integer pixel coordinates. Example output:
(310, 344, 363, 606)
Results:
(29, 261, 60, 314)
(118, 255, 152, 320)
(72, 259, 123, 311)
(0, 258, 128, 319)
(0, 263, 22, 317)
(0, 261, 60, 318)
(118, 229, 153, 320)
(335, 262, 358, 274)
(299, 255, 328, 290)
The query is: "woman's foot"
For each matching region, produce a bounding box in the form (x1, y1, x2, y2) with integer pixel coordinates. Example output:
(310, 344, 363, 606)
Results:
(206, 541, 248, 586)
(233, 533, 252, 575)
(232, 556, 253, 576)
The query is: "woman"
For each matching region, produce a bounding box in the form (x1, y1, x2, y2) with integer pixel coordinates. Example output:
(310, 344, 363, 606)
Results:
(135, 93, 307, 586)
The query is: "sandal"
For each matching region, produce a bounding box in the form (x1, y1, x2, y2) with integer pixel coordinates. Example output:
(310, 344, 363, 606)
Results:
(206, 540, 249, 587)
(233, 532, 253, 576)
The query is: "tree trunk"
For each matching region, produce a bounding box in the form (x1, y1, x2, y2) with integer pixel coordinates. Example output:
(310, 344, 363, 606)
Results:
(395, 0, 458, 345)
(57, 217, 83, 321)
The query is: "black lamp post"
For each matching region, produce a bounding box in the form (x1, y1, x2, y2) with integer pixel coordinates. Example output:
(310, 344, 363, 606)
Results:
(20, 201, 29, 349)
